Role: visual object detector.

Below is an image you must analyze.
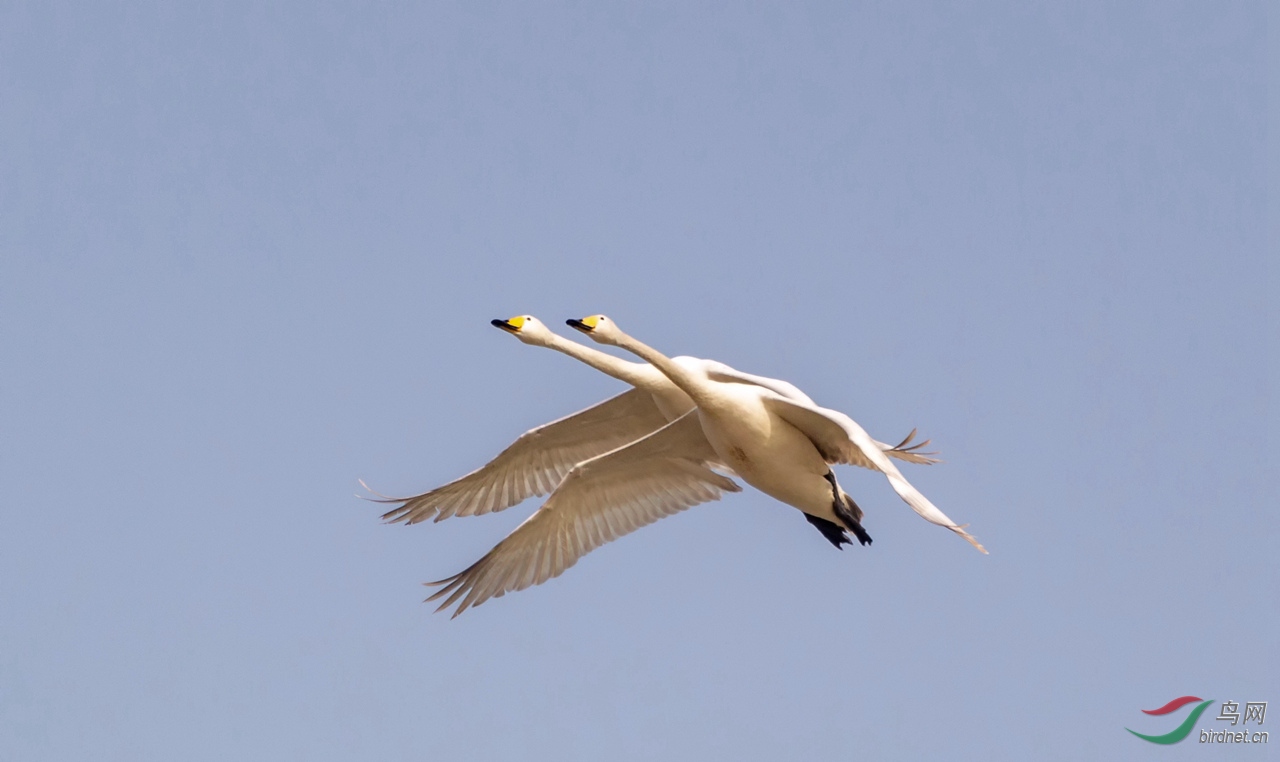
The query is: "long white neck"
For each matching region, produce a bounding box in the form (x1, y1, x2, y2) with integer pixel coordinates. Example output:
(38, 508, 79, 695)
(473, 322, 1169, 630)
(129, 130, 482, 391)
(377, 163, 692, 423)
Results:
(544, 334, 651, 388)
(609, 330, 718, 408)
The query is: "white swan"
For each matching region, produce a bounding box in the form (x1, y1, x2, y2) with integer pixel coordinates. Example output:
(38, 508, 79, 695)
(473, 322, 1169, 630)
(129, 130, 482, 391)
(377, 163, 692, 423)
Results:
(569, 316, 985, 551)
(423, 316, 983, 617)
(371, 315, 935, 525)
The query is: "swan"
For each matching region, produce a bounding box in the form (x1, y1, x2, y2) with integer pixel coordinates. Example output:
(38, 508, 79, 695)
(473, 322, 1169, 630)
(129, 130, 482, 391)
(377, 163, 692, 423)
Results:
(567, 315, 985, 553)
(371, 315, 935, 525)
(423, 316, 983, 617)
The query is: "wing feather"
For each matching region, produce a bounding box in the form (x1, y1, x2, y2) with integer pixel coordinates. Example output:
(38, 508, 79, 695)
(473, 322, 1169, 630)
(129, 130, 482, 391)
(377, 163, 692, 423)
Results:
(761, 395, 987, 554)
(370, 389, 670, 524)
(702, 361, 815, 404)
(425, 412, 741, 617)
(703, 363, 940, 466)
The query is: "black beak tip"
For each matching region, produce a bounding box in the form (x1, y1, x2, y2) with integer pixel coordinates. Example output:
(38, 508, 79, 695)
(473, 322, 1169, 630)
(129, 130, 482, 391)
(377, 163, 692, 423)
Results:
(566, 318, 589, 332)
(490, 319, 506, 328)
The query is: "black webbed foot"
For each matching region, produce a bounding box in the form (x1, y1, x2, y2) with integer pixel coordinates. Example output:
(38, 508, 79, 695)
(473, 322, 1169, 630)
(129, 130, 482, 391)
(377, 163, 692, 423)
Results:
(824, 471, 873, 547)
(804, 513, 852, 549)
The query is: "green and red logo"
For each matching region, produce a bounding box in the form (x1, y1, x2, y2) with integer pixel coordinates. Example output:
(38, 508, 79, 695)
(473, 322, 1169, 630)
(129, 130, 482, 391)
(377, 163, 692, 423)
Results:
(1127, 696, 1215, 744)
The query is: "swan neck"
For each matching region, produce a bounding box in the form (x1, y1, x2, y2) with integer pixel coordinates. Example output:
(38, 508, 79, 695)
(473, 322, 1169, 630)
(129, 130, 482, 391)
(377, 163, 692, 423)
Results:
(612, 332, 714, 405)
(545, 335, 647, 387)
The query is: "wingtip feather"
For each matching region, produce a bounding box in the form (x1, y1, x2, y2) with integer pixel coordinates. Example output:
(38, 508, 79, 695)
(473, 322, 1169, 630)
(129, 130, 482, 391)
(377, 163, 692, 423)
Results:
(949, 524, 988, 554)
(357, 478, 413, 504)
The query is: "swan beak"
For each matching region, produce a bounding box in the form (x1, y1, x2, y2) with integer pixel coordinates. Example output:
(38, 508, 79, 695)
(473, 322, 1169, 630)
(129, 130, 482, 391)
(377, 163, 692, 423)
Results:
(566, 316, 599, 334)
(491, 317, 523, 334)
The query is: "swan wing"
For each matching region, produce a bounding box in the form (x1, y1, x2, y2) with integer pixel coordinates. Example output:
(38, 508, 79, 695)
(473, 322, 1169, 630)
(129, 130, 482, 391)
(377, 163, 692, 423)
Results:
(760, 395, 986, 553)
(702, 362, 938, 465)
(701, 361, 815, 404)
(372, 388, 670, 524)
(425, 412, 742, 617)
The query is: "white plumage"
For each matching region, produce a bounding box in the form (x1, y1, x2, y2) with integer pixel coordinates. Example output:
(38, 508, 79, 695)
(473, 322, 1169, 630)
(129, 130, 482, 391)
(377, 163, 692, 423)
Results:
(425, 411, 740, 617)
(369, 314, 981, 617)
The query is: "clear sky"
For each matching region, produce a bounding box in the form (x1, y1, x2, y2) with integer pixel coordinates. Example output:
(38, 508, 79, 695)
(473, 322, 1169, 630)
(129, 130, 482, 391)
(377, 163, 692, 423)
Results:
(1, 2, 1274, 760)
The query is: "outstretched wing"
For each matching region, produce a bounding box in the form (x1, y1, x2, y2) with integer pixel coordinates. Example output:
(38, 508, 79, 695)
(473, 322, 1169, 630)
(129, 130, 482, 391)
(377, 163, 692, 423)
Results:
(425, 412, 741, 617)
(701, 361, 815, 404)
(370, 389, 671, 524)
(702, 362, 938, 466)
(760, 395, 986, 554)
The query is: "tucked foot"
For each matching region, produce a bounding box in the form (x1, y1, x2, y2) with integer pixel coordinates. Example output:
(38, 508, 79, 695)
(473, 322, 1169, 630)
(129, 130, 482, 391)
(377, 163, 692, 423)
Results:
(843, 514, 873, 546)
(804, 513, 851, 549)
(825, 471, 873, 547)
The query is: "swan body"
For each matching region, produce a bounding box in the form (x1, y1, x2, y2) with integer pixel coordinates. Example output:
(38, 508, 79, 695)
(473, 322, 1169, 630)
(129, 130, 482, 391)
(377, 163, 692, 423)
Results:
(371, 315, 934, 525)
(694, 381, 838, 521)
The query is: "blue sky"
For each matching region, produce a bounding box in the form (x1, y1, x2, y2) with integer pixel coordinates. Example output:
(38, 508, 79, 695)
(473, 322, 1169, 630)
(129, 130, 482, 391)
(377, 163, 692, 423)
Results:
(1, 2, 1274, 760)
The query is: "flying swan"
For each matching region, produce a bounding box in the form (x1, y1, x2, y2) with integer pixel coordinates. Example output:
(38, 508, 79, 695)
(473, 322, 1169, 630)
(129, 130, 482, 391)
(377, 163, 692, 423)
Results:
(367, 315, 935, 525)
(423, 316, 984, 617)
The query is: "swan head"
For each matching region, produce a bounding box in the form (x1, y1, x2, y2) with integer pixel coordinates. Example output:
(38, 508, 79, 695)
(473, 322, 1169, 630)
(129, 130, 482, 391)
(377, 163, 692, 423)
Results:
(565, 314, 620, 345)
(491, 315, 556, 346)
